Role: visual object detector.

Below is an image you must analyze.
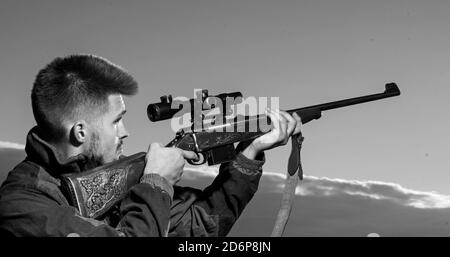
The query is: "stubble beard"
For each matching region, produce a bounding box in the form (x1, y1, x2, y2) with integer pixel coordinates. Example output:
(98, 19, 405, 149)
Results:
(87, 131, 106, 166)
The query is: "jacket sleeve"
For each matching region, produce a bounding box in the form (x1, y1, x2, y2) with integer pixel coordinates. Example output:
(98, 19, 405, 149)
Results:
(0, 174, 173, 237)
(169, 144, 265, 237)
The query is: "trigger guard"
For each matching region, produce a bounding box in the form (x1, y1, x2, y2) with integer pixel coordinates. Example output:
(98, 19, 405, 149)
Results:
(188, 153, 206, 165)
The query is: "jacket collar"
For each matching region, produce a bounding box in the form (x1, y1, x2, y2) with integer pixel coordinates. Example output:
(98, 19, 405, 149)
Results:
(25, 126, 99, 176)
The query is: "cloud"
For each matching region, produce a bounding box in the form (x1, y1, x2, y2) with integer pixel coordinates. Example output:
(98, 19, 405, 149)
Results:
(0, 142, 26, 184)
(0, 141, 25, 150)
(295, 176, 450, 209)
(184, 166, 219, 177)
(184, 167, 450, 209)
(181, 167, 450, 236)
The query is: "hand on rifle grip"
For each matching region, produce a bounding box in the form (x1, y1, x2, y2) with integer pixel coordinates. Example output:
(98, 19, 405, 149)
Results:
(144, 143, 198, 185)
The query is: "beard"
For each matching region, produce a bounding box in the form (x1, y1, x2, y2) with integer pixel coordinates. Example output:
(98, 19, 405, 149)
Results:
(86, 131, 122, 167)
(86, 131, 107, 167)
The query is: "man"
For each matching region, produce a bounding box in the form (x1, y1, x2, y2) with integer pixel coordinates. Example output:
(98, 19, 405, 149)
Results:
(0, 55, 302, 237)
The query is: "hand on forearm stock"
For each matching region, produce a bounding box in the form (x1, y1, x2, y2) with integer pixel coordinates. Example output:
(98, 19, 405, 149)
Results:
(242, 109, 302, 160)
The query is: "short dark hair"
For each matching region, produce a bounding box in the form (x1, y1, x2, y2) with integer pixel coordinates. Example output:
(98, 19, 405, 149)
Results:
(31, 54, 138, 142)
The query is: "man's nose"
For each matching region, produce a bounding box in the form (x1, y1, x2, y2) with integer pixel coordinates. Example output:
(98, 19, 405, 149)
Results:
(118, 122, 130, 139)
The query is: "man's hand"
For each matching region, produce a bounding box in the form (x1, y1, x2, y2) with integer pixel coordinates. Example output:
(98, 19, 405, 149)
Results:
(242, 109, 302, 160)
(144, 143, 198, 185)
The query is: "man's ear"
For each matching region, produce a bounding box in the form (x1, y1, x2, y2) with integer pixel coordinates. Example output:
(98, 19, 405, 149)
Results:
(69, 121, 88, 146)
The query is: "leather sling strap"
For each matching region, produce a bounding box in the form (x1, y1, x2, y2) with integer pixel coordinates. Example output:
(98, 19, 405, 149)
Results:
(271, 134, 304, 237)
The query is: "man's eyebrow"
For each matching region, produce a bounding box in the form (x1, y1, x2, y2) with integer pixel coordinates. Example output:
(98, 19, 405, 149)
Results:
(116, 110, 127, 119)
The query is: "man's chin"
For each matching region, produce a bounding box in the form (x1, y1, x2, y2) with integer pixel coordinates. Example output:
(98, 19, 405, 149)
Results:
(116, 147, 124, 159)
(106, 155, 121, 163)
(98, 155, 119, 165)
(91, 151, 122, 165)
(115, 151, 124, 161)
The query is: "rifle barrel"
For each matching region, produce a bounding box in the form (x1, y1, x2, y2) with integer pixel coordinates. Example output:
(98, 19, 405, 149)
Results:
(286, 83, 400, 114)
(194, 83, 400, 131)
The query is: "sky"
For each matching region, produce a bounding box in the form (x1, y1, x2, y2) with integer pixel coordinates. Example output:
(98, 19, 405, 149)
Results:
(1, 0, 450, 195)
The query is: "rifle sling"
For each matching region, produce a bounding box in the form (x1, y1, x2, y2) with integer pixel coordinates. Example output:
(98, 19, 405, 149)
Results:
(271, 134, 304, 237)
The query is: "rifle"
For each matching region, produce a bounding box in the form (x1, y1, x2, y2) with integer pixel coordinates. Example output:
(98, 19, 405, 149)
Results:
(60, 83, 401, 221)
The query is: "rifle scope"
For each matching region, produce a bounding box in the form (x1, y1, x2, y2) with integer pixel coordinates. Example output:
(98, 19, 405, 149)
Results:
(147, 90, 242, 122)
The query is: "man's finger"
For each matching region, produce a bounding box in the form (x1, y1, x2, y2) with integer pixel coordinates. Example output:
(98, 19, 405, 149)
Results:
(181, 150, 200, 161)
(280, 111, 296, 137)
(266, 108, 281, 133)
(273, 109, 288, 139)
(292, 112, 303, 135)
(148, 142, 162, 151)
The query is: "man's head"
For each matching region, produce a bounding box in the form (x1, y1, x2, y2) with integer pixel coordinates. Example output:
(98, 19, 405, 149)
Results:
(31, 54, 138, 164)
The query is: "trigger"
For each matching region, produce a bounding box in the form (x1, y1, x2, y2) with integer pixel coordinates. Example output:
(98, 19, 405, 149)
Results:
(188, 153, 206, 165)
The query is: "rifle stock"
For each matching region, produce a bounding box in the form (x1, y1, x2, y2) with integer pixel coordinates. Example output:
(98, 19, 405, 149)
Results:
(61, 152, 146, 218)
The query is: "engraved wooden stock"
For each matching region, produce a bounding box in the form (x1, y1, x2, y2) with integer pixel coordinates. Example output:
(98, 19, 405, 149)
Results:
(61, 152, 146, 219)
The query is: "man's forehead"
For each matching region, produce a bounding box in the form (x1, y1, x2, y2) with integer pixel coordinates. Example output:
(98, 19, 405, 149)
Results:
(108, 94, 126, 111)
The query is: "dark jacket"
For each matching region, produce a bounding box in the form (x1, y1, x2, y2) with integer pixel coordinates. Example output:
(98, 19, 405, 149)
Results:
(0, 127, 264, 237)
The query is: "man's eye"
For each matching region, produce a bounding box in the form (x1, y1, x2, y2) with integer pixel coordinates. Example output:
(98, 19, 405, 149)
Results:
(114, 118, 122, 124)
